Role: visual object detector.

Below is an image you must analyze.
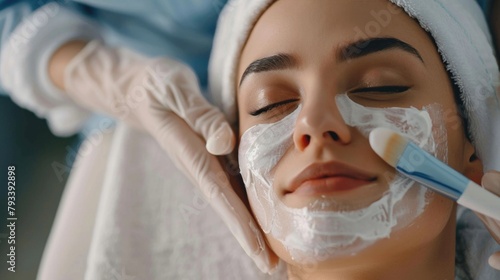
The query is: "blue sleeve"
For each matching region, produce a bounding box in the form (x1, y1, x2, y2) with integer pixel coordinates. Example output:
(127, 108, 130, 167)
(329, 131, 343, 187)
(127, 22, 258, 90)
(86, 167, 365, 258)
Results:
(69, 0, 228, 88)
(0, 1, 38, 94)
(0, 0, 87, 95)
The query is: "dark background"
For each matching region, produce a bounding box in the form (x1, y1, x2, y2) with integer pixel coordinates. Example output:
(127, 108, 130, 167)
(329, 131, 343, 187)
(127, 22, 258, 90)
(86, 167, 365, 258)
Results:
(0, 95, 76, 280)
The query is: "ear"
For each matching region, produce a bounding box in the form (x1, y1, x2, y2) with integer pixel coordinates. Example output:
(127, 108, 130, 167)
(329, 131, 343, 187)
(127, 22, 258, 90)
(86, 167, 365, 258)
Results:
(462, 140, 484, 185)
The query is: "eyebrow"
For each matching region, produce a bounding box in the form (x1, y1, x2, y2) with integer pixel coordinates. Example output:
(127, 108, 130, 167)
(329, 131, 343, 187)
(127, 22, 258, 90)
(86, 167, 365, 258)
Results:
(239, 53, 298, 86)
(339, 37, 424, 63)
(239, 37, 423, 87)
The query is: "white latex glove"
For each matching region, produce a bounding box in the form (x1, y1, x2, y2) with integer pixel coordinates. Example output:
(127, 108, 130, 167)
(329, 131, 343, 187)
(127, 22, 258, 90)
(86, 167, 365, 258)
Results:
(63, 40, 275, 273)
(474, 171, 500, 270)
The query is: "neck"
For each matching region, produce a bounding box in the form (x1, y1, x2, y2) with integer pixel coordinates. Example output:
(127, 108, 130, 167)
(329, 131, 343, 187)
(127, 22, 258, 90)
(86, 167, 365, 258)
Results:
(287, 212, 456, 280)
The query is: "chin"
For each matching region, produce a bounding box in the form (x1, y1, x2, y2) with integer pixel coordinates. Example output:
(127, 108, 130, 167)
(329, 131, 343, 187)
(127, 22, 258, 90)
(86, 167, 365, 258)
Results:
(262, 192, 455, 271)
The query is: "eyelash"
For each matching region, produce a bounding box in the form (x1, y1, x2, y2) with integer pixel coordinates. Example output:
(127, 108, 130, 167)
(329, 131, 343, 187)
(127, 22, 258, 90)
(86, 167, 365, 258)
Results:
(350, 85, 410, 93)
(250, 99, 299, 116)
(250, 86, 409, 116)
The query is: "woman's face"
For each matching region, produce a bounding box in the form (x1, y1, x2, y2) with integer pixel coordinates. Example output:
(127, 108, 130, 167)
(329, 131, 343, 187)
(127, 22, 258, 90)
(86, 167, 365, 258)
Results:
(236, 0, 479, 268)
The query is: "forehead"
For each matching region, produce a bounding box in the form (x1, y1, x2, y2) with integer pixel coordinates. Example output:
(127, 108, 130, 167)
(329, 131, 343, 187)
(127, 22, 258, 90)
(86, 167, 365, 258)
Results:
(237, 0, 438, 82)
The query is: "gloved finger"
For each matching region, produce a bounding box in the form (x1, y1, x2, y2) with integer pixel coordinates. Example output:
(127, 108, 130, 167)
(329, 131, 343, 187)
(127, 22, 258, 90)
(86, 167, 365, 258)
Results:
(475, 171, 500, 243)
(482, 171, 500, 195)
(476, 212, 500, 244)
(145, 59, 235, 155)
(148, 112, 278, 273)
(489, 251, 500, 270)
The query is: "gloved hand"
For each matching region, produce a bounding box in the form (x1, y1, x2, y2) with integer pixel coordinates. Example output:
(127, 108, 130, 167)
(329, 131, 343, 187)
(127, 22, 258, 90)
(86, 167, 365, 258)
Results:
(58, 40, 276, 273)
(474, 171, 500, 270)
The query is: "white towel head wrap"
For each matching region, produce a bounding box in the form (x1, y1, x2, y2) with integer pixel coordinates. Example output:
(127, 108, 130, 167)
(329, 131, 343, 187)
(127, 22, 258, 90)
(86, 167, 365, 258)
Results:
(209, 0, 500, 171)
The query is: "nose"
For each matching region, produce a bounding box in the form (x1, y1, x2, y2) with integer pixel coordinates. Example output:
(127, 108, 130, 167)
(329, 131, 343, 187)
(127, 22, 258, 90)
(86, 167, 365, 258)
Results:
(293, 96, 351, 151)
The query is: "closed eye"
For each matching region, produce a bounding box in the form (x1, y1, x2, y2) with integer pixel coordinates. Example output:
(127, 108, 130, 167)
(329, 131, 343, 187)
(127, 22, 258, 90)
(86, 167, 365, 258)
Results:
(350, 86, 409, 93)
(250, 99, 300, 116)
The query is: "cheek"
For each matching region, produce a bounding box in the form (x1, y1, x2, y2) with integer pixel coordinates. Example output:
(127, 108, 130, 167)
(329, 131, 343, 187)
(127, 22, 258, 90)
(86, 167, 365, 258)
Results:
(263, 232, 304, 267)
(439, 109, 467, 171)
(405, 191, 455, 245)
(445, 134, 465, 170)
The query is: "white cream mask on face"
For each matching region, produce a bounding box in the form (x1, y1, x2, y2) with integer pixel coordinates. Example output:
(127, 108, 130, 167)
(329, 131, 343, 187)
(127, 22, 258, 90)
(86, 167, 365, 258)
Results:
(238, 94, 448, 263)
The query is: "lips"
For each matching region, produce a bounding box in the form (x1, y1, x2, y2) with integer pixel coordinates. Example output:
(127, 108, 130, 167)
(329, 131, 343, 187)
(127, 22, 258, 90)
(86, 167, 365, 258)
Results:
(286, 161, 377, 196)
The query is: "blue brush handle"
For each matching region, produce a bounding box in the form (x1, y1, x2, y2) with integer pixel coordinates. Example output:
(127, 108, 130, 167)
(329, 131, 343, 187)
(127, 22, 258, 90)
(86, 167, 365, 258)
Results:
(396, 141, 468, 200)
(396, 141, 500, 220)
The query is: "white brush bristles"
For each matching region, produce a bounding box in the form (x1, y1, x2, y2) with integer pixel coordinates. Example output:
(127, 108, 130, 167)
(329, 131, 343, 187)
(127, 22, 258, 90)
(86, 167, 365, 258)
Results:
(369, 128, 409, 168)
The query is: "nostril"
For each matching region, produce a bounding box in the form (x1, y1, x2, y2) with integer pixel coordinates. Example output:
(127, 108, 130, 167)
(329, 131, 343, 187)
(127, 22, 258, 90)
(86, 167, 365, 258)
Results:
(328, 131, 339, 141)
(303, 135, 311, 146)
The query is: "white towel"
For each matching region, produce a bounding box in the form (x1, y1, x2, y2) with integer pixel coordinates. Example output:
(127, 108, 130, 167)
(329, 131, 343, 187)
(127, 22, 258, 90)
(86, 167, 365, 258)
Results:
(208, 0, 500, 171)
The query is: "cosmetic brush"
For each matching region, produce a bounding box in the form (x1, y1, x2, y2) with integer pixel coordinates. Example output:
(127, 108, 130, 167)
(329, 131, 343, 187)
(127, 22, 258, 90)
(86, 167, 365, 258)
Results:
(369, 127, 500, 220)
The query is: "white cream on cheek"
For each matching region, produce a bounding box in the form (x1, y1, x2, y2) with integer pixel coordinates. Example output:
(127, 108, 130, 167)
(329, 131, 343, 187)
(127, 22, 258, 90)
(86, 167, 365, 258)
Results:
(238, 94, 448, 263)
